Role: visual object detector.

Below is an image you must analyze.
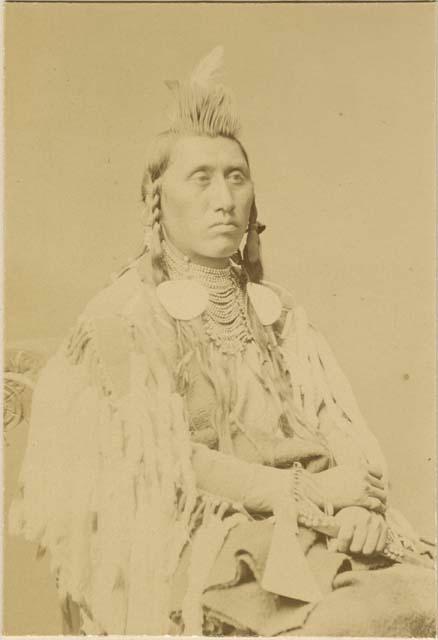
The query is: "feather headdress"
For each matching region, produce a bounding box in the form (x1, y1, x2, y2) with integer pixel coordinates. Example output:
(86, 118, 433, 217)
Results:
(165, 46, 241, 138)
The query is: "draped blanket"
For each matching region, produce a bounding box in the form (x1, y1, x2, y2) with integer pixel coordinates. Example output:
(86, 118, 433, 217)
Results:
(9, 256, 423, 634)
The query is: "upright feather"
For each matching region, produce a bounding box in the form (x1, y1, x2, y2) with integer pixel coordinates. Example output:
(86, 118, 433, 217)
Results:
(165, 45, 240, 138)
(190, 45, 224, 88)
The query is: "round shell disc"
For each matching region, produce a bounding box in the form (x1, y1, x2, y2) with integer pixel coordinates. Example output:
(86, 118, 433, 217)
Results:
(156, 279, 208, 320)
(247, 282, 282, 326)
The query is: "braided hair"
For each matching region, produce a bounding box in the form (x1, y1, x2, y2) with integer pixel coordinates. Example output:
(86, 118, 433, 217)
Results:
(140, 132, 176, 286)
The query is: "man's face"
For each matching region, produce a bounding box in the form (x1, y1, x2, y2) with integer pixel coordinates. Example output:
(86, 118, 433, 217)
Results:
(160, 135, 254, 267)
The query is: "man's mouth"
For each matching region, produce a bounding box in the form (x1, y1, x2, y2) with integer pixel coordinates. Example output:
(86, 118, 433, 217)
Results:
(210, 221, 238, 229)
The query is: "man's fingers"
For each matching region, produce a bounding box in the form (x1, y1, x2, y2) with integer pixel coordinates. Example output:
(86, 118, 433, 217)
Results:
(215, 501, 230, 520)
(367, 474, 386, 491)
(364, 496, 385, 513)
(203, 497, 225, 522)
(191, 499, 206, 523)
(362, 516, 382, 556)
(367, 464, 383, 479)
(367, 486, 387, 503)
(349, 517, 370, 553)
(202, 500, 215, 522)
(376, 523, 388, 552)
(336, 522, 355, 553)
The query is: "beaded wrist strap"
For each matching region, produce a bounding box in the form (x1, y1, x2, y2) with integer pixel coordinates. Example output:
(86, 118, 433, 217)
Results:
(290, 461, 333, 530)
(382, 528, 407, 561)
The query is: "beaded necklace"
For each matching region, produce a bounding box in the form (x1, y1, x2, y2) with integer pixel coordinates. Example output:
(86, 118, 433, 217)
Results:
(163, 240, 254, 355)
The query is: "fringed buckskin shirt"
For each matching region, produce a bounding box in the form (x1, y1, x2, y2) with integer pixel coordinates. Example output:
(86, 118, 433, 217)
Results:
(9, 252, 434, 636)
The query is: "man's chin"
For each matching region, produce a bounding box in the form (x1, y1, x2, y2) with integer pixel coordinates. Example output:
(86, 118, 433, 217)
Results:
(205, 238, 242, 259)
(190, 246, 240, 269)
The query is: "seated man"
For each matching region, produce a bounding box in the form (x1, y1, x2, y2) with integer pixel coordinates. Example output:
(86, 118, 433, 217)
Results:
(9, 48, 436, 636)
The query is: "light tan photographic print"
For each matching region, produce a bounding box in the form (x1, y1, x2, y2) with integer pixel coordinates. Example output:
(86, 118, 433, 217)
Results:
(4, 2, 436, 637)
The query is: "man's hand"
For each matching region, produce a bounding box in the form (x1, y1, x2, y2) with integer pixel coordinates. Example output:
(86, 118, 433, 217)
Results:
(332, 506, 388, 556)
(310, 463, 387, 513)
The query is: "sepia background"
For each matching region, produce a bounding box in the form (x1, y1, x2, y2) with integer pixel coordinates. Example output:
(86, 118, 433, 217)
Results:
(4, 2, 436, 635)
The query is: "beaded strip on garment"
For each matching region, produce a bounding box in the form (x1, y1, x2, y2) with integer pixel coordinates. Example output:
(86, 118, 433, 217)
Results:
(162, 240, 254, 355)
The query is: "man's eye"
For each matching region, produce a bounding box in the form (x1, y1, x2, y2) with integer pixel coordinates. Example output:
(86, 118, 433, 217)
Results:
(228, 171, 246, 184)
(191, 172, 210, 184)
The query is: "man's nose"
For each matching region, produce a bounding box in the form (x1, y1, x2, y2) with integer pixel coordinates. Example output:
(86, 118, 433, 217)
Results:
(211, 176, 235, 213)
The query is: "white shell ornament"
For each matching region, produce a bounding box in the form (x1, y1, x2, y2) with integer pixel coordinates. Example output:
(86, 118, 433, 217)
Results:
(247, 282, 282, 326)
(156, 280, 208, 320)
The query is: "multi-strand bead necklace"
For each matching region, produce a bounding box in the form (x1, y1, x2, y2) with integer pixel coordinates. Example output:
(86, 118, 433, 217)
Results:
(163, 241, 254, 355)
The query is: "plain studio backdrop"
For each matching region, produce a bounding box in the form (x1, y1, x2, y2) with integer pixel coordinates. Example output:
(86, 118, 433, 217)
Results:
(4, 2, 436, 635)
